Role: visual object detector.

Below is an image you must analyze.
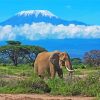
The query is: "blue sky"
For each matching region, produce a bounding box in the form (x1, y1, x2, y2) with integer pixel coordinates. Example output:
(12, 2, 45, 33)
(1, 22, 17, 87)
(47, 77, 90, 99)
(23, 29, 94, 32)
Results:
(0, 0, 100, 25)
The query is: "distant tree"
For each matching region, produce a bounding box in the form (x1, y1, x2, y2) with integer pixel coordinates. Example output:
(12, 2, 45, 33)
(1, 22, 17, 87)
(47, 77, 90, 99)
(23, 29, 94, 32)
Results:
(0, 41, 47, 66)
(71, 58, 82, 65)
(6, 40, 21, 45)
(84, 50, 100, 67)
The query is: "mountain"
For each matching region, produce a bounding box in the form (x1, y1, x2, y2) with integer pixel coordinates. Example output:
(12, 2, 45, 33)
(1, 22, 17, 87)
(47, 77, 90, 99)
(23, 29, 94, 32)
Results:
(0, 10, 87, 26)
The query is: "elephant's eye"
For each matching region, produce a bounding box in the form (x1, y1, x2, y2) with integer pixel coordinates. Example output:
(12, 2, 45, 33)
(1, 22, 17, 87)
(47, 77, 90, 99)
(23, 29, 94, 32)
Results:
(59, 59, 62, 61)
(63, 58, 68, 61)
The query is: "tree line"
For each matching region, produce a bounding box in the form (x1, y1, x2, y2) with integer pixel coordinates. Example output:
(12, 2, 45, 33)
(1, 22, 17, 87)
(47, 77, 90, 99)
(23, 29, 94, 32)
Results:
(0, 41, 47, 66)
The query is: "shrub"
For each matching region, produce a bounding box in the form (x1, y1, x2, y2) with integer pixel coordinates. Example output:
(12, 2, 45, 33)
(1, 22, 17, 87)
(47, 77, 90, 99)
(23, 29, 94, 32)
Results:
(32, 79, 51, 93)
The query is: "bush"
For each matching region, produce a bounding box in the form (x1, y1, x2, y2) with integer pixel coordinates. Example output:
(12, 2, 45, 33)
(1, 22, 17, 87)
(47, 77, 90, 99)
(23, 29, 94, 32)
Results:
(46, 71, 100, 96)
(32, 79, 51, 93)
(73, 64, 86, 69)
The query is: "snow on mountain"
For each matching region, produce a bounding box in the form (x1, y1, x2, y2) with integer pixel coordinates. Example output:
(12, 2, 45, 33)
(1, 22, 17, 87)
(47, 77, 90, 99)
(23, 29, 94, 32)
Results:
(17, 10, 58, 18)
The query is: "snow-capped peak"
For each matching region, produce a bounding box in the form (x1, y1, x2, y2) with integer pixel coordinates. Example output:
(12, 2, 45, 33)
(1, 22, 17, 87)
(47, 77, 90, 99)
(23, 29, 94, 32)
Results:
(17, 10, 58, 18)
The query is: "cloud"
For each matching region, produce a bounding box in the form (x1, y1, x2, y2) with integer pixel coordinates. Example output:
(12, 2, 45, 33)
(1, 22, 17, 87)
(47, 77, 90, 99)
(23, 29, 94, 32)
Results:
(0, 25, 16, 40)
(0, 22, 100, 41)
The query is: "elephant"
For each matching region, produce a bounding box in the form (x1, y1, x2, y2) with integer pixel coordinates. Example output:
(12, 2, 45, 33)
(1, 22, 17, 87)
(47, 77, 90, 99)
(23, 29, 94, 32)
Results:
(34, 51, 74, 79)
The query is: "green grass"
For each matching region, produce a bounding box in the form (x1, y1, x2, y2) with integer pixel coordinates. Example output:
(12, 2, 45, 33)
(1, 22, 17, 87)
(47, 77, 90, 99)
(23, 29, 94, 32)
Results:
(0, 65, 100, 98)
(0, 64, 33, 77)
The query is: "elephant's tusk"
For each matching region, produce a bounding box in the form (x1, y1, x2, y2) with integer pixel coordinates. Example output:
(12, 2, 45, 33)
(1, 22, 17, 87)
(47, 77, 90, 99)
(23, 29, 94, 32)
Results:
(65, 67, 74, 72)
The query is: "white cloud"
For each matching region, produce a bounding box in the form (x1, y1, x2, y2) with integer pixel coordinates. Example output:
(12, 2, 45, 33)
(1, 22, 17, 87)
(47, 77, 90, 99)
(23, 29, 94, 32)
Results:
(0, 22, 100, 41)
(0, 25, 16, 40)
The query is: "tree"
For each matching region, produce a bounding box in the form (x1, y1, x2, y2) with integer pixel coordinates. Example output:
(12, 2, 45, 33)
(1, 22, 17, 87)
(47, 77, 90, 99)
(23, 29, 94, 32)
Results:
(84, 50, 100, 67)
(71, 58, 82, 65)
(6, 40, 21, 45)
(0, 41, 47, 66)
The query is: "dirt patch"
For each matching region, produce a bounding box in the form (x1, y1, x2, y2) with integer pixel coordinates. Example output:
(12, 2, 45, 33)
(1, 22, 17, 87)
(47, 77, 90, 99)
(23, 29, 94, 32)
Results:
(0, 75, 26, 80)
(0, 94, 95, 100)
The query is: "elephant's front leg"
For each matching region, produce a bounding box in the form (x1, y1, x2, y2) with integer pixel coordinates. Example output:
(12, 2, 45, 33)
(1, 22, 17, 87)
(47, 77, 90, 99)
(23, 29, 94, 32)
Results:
(56, 68, 63, 78)
(49, 63, 56, 79)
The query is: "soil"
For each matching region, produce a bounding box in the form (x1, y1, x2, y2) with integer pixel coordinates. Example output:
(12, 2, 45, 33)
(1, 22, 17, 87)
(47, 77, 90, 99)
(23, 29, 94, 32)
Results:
(0, 94, 95, 100)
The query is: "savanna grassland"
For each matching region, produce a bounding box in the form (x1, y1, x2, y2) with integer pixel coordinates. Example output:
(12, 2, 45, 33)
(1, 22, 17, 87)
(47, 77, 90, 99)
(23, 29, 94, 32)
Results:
(0, 64, 100, 100)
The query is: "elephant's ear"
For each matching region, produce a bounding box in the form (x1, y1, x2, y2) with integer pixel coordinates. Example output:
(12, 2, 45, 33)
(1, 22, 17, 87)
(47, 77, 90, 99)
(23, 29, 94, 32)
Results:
(49, 52, 59, 66)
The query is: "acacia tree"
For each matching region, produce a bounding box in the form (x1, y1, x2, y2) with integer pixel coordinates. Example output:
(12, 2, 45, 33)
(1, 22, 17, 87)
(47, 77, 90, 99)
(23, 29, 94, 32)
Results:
(84, 50, 100, 67)
(0, 41, 47, 66)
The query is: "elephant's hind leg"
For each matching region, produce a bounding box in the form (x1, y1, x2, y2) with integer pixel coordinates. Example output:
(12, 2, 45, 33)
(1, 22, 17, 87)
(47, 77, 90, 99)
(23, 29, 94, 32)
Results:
(37, 65, 45, 78)
(34, 61, 38, 76)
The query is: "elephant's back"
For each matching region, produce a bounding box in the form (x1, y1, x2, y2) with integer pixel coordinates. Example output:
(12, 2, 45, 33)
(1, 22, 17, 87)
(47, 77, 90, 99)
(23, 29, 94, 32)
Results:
(36, 52, 51, 61)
